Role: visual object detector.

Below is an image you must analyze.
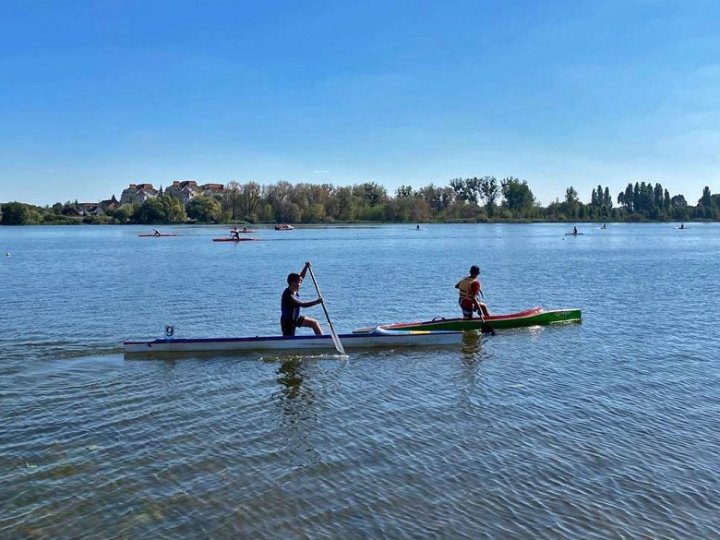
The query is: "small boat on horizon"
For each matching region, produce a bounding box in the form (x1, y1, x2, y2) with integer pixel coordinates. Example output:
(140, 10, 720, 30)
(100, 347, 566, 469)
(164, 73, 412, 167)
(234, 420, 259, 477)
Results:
(275, 224, 295, 231)
(138, 231, 177, 237)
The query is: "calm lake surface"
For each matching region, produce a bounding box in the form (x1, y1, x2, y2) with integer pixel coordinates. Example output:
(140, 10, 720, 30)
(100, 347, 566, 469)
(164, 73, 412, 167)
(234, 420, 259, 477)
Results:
(1, 223, 719, 538)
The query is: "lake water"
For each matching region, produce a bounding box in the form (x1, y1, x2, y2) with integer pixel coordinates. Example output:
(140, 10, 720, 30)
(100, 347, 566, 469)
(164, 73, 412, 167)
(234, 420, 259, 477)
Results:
(1, 223, 719, 538)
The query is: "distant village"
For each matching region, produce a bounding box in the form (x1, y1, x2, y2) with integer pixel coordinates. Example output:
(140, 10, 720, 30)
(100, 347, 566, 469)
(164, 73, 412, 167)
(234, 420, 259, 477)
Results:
(69, 180, 224, 217)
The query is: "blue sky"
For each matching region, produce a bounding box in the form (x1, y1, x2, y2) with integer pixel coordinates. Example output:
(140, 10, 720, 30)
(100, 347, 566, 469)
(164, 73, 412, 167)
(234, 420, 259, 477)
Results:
(1, 0, 718, 206)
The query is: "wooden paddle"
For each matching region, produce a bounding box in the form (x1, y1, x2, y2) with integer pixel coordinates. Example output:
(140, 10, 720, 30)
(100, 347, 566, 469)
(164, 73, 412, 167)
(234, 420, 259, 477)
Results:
(306, 264, 346, 355)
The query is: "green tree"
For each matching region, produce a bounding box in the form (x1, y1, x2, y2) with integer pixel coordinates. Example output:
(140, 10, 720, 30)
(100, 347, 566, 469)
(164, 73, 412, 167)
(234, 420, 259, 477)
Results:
(500, 177, 535, 216)
(619, 183, 634, 212)
(603, 187, 612, 212)
(450, 178, 475, 204)
(107, 204, 134, 224)
(698, 186, 713, 210)
(564, 186, 579, 218)
(395, 185, 414, 199)
(224, 181, 242, 219)
(132, 198, 166, 224)
(480, 176, 499, 216)
(355, 182, 387, 207)
(162, 195, 187, 222)
(239, 182, 262, 219)
(1, 202, 40, 225)
(131, 195, 186, 224)
(187, 196, 222, 222)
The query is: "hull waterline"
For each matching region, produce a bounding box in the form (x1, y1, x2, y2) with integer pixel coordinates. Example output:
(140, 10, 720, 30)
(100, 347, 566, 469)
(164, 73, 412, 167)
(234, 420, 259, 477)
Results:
(124, 329, 463, 356)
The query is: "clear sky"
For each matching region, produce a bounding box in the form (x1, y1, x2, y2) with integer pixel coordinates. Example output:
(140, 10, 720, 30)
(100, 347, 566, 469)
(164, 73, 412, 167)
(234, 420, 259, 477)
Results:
(1, 0, 718, 206)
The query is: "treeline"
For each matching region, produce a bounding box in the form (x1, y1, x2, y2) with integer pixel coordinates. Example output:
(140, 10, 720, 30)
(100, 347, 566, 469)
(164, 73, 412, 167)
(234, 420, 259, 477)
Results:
(1, 178, 719, 225)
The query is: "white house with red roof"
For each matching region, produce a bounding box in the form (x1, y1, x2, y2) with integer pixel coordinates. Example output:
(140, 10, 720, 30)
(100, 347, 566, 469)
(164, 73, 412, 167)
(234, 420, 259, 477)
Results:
(120, 183, 158, 205)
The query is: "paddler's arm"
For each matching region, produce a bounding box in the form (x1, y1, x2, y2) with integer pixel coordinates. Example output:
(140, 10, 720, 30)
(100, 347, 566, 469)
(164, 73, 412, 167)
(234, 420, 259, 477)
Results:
(300, 261, 311, 280)
(299, 298, 323, 308)
(472, 281, 483, 311)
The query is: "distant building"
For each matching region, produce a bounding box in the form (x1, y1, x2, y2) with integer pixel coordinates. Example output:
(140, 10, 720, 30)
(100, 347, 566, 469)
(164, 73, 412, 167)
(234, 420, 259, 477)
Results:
(120, 183, 158, 205)
(100, 195, 120, 211)
(118, 181, 225, 206)
(201, 183, 225, 196)
(77, 203, 102, 216)
(166, 180, 201, 204)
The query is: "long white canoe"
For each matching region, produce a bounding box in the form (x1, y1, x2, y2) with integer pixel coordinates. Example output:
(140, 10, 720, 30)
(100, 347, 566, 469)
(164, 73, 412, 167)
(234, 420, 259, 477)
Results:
(123, 328, 463, 355)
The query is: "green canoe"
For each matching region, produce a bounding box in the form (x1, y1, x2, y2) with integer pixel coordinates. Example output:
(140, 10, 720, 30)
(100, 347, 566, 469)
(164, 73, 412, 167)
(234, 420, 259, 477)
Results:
(354, 306, 581, 333)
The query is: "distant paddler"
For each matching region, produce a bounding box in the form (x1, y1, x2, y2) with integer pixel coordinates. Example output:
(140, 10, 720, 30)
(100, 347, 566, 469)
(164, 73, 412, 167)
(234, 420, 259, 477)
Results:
(230, 227, 240, 239)
(153, 229, 161, 237)
(281, 262, 324, 336)
(455, 265, 490, 319)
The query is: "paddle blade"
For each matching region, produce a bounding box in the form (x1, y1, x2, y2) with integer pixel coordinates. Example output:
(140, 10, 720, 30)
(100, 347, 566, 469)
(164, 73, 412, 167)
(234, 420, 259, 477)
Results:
(481, 321, 496, 336)
(330, 331, 346, 356)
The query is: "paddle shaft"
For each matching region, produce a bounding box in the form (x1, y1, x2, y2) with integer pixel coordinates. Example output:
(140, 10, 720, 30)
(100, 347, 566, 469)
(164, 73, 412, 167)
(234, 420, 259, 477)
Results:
(306, 265, 346, 355)
(478, 309, 496, 336)
(474, 297, 496, 336)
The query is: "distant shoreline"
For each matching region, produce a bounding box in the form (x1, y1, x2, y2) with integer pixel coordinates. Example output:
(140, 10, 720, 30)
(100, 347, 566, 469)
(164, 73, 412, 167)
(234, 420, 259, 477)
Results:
(0, 219, 708, 227)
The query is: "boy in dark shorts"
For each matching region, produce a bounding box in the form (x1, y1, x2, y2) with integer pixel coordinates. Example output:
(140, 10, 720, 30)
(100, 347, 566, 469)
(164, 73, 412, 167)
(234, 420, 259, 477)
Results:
(280, 262, 324, 336)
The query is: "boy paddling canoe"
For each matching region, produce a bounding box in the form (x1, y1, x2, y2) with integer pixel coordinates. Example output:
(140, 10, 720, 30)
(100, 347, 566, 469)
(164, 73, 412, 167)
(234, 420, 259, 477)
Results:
(281, 262, 324, 336)
(455, 265, 490, 319)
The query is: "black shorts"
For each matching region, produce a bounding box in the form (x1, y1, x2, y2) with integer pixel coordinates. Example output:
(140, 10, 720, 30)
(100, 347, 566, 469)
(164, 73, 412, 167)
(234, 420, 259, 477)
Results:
(281, 316, 305, 336)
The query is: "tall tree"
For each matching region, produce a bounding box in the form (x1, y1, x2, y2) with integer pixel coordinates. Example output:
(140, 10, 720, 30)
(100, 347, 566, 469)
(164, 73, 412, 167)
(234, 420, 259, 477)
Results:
(500, 177, 535, 215)
(699, 186, 713, 207)
(396, 185, 414, 199)
(479, 176, 499, 216)
(565, 186, 580, 218)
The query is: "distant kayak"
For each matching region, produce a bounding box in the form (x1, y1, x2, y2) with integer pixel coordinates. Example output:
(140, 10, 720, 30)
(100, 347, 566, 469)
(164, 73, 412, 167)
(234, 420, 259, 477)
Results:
(138, 233, 176, 237)
(565, 232, 584, 236)
(212, 237, 259, 242)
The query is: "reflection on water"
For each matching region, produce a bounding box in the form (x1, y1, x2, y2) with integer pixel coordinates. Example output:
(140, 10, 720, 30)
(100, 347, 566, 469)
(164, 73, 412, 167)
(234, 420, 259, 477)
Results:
(276, 357, 308, 401)
(274, 358, 322, 467)
(460, 330, 483, 363)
